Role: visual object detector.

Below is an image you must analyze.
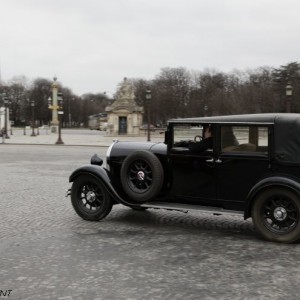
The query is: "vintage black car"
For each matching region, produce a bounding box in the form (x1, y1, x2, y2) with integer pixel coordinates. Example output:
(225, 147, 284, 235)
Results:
(68, 113, 300, 243)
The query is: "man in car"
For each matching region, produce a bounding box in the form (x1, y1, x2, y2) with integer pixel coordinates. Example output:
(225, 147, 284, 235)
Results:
(189, 125, 213, 153)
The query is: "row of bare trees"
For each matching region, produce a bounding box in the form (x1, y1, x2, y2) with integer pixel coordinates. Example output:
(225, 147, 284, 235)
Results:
(0, 77, 111, 127)
(134, 62, 300, 126)
(0, 62, 299, 127)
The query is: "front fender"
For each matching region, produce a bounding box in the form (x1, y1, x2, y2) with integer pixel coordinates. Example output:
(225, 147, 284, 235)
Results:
(69, 165, 133, 206)
(244, 176, 300, 219)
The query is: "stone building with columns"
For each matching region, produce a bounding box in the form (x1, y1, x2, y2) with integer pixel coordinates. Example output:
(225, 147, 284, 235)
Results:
(105, 78, 143, 135)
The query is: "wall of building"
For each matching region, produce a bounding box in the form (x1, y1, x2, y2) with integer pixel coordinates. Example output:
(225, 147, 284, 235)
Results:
(0, 107, 10, 131)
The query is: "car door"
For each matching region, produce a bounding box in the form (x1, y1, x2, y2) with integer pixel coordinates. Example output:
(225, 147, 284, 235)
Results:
(169, 149, 217, 201)
(168, 123, 217, 202)
(215, 125, 271, 210)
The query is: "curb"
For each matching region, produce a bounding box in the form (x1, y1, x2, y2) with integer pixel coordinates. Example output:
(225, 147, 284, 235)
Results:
(0, 142, 110, 147)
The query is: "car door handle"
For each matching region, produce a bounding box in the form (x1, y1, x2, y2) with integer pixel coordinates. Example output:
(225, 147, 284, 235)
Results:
(206, 158, 214, 163)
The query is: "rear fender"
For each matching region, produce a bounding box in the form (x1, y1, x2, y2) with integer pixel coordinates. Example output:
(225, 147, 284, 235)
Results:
(69, 165, 133, 206)
(244, 176, 300, 219)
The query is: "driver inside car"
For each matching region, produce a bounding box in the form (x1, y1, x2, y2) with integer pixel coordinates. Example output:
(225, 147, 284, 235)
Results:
(189, 125, 213, 153)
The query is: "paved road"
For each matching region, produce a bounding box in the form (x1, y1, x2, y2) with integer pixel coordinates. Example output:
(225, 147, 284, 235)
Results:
(1, 144, 300, 300)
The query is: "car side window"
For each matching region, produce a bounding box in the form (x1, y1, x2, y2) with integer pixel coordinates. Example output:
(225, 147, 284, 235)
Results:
(173, 124, 203, 147)
(221, 126, 268, 154)
(171, 124, 214, 154)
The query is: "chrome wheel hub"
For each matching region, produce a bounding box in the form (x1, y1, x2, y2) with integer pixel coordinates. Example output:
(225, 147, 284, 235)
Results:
(137, 171, 145, 181)
(274, 207, 287, 221)
(86, 191, 96, 203)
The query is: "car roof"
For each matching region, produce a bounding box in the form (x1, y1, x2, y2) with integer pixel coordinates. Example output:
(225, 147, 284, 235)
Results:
(168, 113, 300, 125)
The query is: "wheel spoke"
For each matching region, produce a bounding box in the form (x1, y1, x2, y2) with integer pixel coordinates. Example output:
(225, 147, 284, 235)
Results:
(286, 205, 297, 213)
(271, 199, 279, 207)
(288, 215, 297, 222)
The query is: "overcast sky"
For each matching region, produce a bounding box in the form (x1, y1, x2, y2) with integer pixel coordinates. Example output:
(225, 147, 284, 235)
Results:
(1, 0, 300, 95)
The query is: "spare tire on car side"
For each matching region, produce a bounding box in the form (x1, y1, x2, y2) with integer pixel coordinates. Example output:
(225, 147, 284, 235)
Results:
(120, 150, 164, 203)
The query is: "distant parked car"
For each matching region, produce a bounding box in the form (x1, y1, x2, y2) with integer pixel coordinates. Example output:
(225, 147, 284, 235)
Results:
(68, 113, 300, 243)
(140, 124, 156, 131)
(88, 113, 107, 130)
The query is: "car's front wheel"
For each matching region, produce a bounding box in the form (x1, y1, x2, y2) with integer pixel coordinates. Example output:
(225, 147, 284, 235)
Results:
(71, 175, 113, 221)
(251, 188, 300, 243)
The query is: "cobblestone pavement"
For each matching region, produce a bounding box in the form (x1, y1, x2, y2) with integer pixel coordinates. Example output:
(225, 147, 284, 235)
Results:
(1, 144, 300, 300)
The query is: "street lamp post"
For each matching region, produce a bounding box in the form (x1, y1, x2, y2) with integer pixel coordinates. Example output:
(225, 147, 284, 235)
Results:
(3, 95, 10, 139)
(145, 87, 152, 142)
(286, 82, 293, 113)
(56, 92, 64, 145)
(30, 100, 36, 136)
(49, 91, 64, 145)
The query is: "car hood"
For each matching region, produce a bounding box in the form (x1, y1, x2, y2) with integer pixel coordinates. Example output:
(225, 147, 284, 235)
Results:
(109, 141, 167, 158)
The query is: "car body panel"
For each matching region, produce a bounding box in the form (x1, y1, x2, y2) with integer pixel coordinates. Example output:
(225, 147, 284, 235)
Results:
(216, 153, 271, 210)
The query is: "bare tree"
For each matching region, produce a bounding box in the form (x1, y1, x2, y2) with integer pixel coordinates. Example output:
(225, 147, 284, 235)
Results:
(152, 67, 191, 124)
(273, 62, 300, 112)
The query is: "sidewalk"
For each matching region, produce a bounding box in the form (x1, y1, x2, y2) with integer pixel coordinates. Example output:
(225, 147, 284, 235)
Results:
(1, 128, 165, 147)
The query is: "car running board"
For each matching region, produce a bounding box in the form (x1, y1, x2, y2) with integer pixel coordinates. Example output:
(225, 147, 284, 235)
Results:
(140, 202, 243, 216)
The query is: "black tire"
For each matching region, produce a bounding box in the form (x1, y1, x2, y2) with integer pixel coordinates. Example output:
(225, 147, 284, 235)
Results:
(71, 175, 113, 221)
(120, 150, 164, 203)
(251, 188, 300, 243)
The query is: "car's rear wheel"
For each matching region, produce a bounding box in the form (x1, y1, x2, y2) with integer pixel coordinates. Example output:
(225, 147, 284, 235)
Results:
(251, 188, 300, 243)
(71, 175, 113, 221)
(120, 150, 164, 203)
